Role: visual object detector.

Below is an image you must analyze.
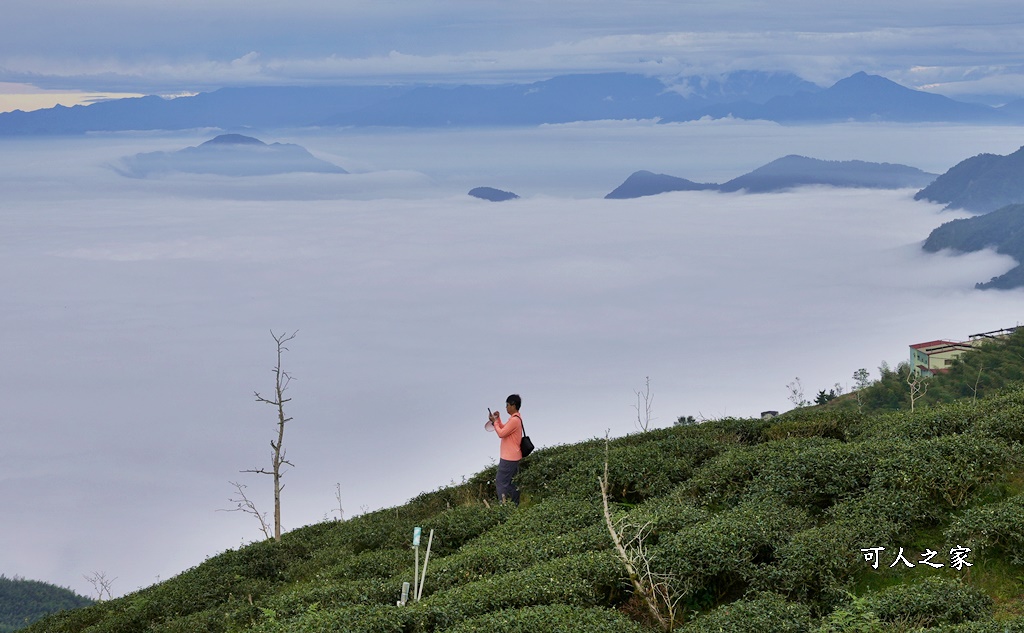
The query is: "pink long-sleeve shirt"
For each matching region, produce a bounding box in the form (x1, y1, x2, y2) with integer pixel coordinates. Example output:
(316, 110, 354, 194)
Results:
(493, 412, 523, 461)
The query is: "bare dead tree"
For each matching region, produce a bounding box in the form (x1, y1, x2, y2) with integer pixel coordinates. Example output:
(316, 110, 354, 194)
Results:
(334, 482, 345, 522)
(83, 571, 116, 601)
(599, 434, 682, 631)
(633, 376, 655, 432)
(970, 363, 985, 404)
(220, 480, 272, 540)
(244, 330, 297, 542)
(907, 371, 928, 412)
(786, 377, 809, 408)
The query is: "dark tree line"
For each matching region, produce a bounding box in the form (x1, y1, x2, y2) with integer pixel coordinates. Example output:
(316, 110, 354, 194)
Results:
(0, 576, 93, 633)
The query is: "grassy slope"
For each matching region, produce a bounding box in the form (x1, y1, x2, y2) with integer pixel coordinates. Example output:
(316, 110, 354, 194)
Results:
(25, 382, 1024, 632)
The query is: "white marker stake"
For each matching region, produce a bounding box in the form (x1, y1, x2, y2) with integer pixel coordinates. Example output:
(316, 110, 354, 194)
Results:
(416, 529, 435, 601)
(412, 527, 422, 602)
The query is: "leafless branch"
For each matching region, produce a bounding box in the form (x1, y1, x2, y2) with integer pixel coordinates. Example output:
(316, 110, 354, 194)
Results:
(219, 481, 272, 540)
(83, 571, 117, 601)
(633, 376, 655, 432)
(599, 432, 682, 631)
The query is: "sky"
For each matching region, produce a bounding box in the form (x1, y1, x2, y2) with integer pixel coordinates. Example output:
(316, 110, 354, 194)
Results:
(3, 121, 1024, 600)
(1, 0, 1024, 111)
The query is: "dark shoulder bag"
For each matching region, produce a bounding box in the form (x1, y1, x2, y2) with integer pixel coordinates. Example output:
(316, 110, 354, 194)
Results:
(519, 417, 535, 458)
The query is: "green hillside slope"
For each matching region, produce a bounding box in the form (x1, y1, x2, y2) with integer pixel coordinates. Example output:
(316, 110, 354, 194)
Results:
(0, 576, 92, 633)
(23, 385, 1024, 632)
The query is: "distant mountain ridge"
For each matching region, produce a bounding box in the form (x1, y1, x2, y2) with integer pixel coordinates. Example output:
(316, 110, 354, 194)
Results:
(1, 71, 1019, 135)
(605, 155, 936, 199)
(113, 134, 347, 178)
(663, 72, 1010, 124)
(915, 146, 1024, 213)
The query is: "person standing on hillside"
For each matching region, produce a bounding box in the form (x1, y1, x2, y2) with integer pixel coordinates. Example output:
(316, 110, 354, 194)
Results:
(487, 394, 523, 505)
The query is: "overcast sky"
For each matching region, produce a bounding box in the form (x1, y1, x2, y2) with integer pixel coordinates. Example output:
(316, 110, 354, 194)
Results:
(3, 122, 1024, 599)
(2, 0, 1024, 108)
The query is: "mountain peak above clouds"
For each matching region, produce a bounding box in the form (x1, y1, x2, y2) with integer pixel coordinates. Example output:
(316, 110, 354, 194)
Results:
(915, 145, 1024, 213)
(663, 72, 1012, 123)
(201, 133, 266, 146)
(114, 135, 347, 178)
(605, 155, 936, 199)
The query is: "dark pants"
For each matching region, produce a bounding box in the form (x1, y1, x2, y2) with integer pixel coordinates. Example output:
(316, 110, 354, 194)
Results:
(496, 458, 520, 505)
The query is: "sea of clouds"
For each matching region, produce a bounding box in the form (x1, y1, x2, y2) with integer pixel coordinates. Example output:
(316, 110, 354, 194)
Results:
(1, 119, 1023, 597)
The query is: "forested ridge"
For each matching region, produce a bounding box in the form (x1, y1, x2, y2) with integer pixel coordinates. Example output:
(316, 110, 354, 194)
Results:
(0, 576, 92, 633)
(20, 333, 1024, 632)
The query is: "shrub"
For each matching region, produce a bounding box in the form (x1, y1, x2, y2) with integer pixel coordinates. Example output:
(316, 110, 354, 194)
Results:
(258, 577, 398, 619)
(818, 595, 886, 633)
(625, 492, 710, 539)
(862, 576, 993, 627)
(678, 593, 814, 633)
(251, 603, 413, 633)
(869, 436, 1012, 510)
(436, 604, 647, 633)
(852, 402, 981, 440)
(683, 438, 838, 508)
(926, 618, 1024, 632)
(417, 551, 623, 630)
(765, 409, 863, 441)
(146, 608, 228, 633)
(428, 500, 608, 592)
(334, 508, 420, 554)
(323, 548, 410, 582)
(515, 439, 608, 499)
(973, 386, 1024, 442)
(825, 487, 942, 531)
(690, 416, 773, 445)
(421, 503, 515, 556)
(525, 440, 710, 504)
(945, 493, 1024, 564)
(750, 517, 900, 610)
(749, 440, 880, 511)
(653, 499, 813, 604)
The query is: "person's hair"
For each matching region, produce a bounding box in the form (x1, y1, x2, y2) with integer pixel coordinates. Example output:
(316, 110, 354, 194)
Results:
(506, 394, 522, 410)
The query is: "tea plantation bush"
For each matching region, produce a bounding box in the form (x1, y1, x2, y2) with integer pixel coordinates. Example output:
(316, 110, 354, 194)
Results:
(436, 604, 647, 633)
(678, 593, 814, 633)
(861, 576, 993, 627)
(653, 499, 813, 603)
(250, 603, 412, 633)
(625, 492, 710, 538)
(520, 435, 721, 504)
(764, 408, 863, 441)
(322, 548, 411, 583)
(683, 438, 839, 507)
(945, 493, 1024, 563)
(750, 518, 897, 609)
(418, 551, 623, 631)
(869, 435, 1012, 510)
(926, 619, 1024, 632)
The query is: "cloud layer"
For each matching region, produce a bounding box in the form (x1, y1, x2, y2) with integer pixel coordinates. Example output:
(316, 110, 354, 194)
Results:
(2, 122, 1024, 599)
